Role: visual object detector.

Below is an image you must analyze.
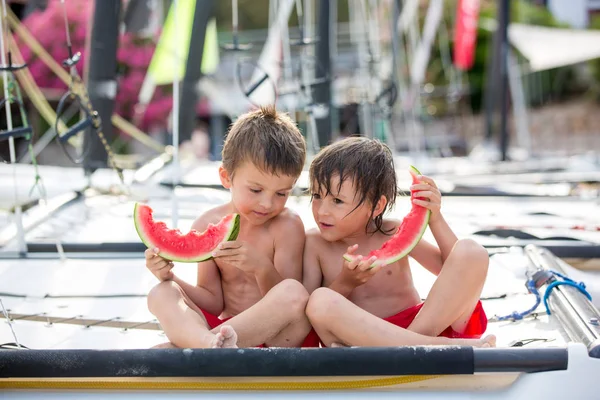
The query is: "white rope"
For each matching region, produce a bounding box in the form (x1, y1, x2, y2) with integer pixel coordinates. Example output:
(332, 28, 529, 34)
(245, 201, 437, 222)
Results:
(0, 299, 21, 349)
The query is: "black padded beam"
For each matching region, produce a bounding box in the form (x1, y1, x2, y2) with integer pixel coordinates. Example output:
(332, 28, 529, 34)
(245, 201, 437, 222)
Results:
(0, 347, 568, 378)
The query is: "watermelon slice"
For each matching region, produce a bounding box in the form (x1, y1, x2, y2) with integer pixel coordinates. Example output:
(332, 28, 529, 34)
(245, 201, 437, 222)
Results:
(344, 166, 431, 267)
(133, 203, 240, 263)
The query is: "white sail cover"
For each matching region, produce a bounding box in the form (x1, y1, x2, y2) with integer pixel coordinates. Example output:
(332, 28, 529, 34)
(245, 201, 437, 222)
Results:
(509, 23, 600, 72)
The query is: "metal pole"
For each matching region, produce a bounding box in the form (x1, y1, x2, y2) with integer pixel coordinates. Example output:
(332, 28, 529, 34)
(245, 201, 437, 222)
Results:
(0, 1, 26, 255)
(353, 0, 373, 139)
(177, 0, 215, 145)
(498, 0, 510, 161)
(84, 0, 121, 173)
(507, 51, 531, 155)
(392, 0, 411, 151)
(313, 0, 333, 147)
(171, 0, 181, 228)
(483, 20, 499, 141)
(391, 2, 403, 112)
(524, 245, 600, 358)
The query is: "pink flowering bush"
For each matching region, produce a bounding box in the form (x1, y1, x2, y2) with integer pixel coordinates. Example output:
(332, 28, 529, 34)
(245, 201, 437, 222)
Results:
(16, 0, 173, 132)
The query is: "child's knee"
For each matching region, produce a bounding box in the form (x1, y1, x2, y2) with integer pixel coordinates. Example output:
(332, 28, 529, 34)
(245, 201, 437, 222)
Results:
(147, 280, 182, 314)
(453, 239, 489, 273)
(271, 279, 309, 311)
(306, 288, 340, 323)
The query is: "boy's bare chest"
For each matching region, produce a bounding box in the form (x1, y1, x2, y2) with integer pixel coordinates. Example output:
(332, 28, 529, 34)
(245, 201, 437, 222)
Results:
(320, 246, 411, 293)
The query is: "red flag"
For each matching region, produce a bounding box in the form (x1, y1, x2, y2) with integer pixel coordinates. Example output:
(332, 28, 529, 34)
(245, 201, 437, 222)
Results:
(453, 0, 481, 70)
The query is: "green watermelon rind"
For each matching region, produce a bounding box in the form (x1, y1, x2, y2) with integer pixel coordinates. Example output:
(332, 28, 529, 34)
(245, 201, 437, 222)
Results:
(343, 165, 431, 267)
(367, 208, 430, 267)
(134, 203, 240, 263)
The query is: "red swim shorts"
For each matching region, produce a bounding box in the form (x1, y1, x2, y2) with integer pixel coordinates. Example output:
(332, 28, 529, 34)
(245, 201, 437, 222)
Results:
(311, 300, 488, 347)
(384, 300, 487, 339)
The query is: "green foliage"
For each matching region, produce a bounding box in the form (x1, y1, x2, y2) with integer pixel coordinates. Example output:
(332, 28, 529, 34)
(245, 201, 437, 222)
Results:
(512, 0, 568, 27)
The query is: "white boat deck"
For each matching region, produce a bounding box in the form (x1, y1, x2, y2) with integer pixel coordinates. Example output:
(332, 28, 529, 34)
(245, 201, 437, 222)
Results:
(1, 160, 600, 351)
(0, 244, 592, 350)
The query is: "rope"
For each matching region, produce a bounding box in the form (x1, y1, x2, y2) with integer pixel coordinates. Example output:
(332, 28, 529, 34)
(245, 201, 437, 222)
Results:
(0, 292, 147, 299)
(494, 270, 592, 321)
(494, 279, 541, 322)
(0, 299, 21, 349)
(510, 338, 555, 347)
(542, 270, 592, 315)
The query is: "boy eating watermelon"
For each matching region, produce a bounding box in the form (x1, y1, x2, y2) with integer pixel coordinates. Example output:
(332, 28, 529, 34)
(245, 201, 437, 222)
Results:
(302, 137, 496, 347)
(145, 105, 314, 348)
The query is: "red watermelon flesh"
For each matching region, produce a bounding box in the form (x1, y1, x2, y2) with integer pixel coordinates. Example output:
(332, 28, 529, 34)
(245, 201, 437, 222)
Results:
(344, 166, 431, 267)
(133, 203, 240, 263)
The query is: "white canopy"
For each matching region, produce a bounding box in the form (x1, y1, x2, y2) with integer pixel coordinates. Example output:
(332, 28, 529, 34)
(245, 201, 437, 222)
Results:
(508, 23, 600, 72)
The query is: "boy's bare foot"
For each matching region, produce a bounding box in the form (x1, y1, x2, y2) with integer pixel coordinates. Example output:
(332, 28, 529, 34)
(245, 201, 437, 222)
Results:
(211, 325, 238, 348)
(152, 328, 239, 349)
(479, 334, 497, 348)
(152, 341, 177, 349)
(453, 334, 496, 348)
(330, 342, 355, 348)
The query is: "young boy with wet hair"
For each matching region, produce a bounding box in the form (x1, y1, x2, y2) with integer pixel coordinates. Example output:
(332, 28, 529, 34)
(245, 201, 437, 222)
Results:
(303, 137, 496, 347)
(146, 105, 313, 348)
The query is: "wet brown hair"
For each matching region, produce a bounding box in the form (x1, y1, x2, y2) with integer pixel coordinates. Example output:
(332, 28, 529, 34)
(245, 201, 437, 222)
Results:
(309, 137, 397, 235)
(222, 105, 306, 178)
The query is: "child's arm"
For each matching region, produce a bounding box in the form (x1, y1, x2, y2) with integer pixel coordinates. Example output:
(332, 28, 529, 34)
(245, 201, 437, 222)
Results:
(410, 239, 443, 276)
(303, 230, 323, 293)
(269, 213, 305, 287)
(409, 175, 458, 275)
(145, 247, 224, 315)
(428, 214, 458, 260)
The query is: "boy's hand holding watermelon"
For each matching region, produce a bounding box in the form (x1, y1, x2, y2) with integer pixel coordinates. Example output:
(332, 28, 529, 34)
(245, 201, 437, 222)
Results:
(410, 175, 442, 224)
(212, 240, 272, 275)
(328, 245, 382, 297)
(145, 247, 174, 282)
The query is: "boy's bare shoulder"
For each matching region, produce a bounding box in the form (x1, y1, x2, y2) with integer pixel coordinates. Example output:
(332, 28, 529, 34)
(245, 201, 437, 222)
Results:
(191, 204, 231, 230)
(269, 207, 305, 236)
(304, 228, 335, 261)
(305, 227, 327, 247)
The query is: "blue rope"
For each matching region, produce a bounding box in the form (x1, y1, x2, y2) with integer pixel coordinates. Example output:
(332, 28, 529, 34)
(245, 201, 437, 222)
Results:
(542, 272, 592, 315)
(495, 280, 541, 321)
(494, 270, 592, 321)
